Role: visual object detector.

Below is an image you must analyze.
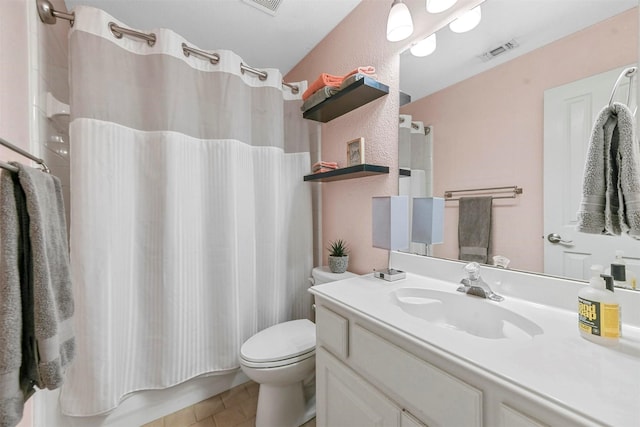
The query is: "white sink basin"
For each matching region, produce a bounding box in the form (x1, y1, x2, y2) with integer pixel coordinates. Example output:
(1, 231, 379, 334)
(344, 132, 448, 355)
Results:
(392, 288, 544, 340)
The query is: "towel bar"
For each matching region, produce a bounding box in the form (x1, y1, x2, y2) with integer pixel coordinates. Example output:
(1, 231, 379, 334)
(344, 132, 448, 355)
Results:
(0, 137, 50, 173)
(444, 185, 523, 201)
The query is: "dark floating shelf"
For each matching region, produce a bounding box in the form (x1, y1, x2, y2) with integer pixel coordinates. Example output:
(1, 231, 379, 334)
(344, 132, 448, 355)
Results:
(304, 164, 390, 182)
(303, 77, 389, 123)
(399, 168, 411, 177)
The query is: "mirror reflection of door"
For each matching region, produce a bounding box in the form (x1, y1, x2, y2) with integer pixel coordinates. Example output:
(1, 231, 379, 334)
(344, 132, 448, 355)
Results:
(398, 115, 433, 255)
(544, 65, 640, 281)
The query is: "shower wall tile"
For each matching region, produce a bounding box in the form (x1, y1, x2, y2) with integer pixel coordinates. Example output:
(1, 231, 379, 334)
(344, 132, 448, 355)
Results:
(31, 0, 71, 223)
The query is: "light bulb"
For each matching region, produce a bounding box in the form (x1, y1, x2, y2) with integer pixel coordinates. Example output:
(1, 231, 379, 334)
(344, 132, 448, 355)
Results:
(426, 0, 457, 14)
(449, 5, 482, 33)
(387, 0, 414, 42)
(410, 33, 437, 57)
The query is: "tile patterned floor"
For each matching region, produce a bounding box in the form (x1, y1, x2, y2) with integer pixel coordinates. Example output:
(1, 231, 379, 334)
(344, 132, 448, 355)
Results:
(142, 381, 316, 427)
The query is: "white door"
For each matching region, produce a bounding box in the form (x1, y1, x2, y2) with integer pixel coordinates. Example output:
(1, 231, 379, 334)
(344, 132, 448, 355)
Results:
(544, 65, 640, 280)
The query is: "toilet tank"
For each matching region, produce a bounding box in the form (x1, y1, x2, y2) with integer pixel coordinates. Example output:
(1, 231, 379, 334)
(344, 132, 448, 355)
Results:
(311, 266, 357, 285)
(308, 267, 357, 322)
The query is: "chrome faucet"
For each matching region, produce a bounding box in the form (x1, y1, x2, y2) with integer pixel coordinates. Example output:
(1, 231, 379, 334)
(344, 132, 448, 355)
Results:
(457, 262, 504, 302)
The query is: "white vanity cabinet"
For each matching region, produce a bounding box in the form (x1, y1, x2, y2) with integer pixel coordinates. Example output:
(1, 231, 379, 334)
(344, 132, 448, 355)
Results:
(316, 347, 404, 426)
(313, 302, 597, 427)
(317, 346, 430, 427)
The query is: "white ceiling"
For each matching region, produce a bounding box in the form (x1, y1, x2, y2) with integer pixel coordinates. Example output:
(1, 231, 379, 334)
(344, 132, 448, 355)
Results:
(62, 0, 362, 74)
(61, 0, 638, 99)
(400, 0, 638, 102)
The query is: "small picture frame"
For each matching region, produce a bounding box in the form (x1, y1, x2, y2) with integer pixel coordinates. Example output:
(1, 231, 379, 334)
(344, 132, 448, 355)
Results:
(346, 137, 365, 167)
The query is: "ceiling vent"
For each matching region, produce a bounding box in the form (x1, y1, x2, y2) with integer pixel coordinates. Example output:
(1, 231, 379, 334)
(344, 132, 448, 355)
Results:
(479, 39, 519, 62)
(242, 0, 284, 16)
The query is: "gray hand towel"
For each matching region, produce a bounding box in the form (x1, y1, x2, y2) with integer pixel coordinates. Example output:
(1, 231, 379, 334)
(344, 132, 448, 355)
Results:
(577, 103, 620, 234)
(611, 103, 640, 238)
(13, 163, 74, 390)
(458, 196, 492, 263)
(0, 171, 27, 427)
(577, 102, 640, 237)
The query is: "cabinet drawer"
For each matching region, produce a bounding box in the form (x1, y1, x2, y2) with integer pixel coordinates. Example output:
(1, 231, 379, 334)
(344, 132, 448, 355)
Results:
(350, 324, 482, 427)
(316, 305, 349, 359)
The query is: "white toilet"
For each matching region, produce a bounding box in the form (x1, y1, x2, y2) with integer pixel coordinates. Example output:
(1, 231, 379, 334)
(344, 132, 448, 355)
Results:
(239, 267, 357, 427)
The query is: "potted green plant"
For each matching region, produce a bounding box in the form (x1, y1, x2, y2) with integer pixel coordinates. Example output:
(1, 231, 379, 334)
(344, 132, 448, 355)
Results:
(328, 239, 349, 273)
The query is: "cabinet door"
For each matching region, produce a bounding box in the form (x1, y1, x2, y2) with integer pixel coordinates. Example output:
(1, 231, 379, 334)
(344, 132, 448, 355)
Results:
(401, 410, 429, 427)
(498, 404, 548, 427)
(316, 347, 401, 427)
(350, 324, 482, 427)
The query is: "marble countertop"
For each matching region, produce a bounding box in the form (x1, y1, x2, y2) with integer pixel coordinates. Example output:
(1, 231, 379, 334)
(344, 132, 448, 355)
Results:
(310, 272, 640, 426)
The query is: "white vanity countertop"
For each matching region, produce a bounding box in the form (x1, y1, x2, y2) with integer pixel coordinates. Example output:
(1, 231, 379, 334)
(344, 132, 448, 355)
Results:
(310, 272, 640, 426)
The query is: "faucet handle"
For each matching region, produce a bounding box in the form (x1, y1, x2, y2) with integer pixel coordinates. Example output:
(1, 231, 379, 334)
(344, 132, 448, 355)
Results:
(463, 262, 481, 281)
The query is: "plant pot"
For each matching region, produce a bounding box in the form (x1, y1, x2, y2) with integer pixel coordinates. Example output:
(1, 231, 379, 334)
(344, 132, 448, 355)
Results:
(328, 255, 349, 273)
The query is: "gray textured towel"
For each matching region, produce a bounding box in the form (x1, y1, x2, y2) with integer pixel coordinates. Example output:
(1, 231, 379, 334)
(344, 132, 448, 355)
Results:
(338, 72, 374, 90)
(300, 85, 340, 112)
(0, 171, 26, 427)
(13, 163, 74, 390)
(612, 103, 640, 237)
(458, 197, 492, 263)
(577, 102, 640, 237)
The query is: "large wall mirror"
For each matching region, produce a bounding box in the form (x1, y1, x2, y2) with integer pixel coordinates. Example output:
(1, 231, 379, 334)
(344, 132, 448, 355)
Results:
(399, 0, 640, 287)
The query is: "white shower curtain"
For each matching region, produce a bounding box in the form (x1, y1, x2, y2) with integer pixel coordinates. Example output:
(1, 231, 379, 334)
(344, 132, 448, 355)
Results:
(398, 115, 432, 255)
(59, 6, 313, 416)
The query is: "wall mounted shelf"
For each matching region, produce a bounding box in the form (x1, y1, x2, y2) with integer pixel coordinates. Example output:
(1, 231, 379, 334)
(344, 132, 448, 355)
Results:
(303, 77, 389, 123)
(304, 164, 389, 182)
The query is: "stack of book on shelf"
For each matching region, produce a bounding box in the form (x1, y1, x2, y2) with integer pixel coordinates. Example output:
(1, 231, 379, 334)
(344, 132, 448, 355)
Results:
(312, 161, 338, 174)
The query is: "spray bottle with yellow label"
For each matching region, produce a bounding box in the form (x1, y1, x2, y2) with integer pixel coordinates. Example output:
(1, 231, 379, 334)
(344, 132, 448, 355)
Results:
(578, 265, 620, 346)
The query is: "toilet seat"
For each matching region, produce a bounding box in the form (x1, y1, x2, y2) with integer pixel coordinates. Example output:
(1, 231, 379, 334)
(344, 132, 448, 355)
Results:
(240, 319, 316, 368)
(240, 348, 315, 368)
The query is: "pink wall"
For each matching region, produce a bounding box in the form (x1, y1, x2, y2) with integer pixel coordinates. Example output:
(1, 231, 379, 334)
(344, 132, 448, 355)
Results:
(1, 1, 32, 426)
(401, 8, 638, 273)
(287, 0, 398, 274)
(1, 0, 30, 160)
(286, 0, 482, 274)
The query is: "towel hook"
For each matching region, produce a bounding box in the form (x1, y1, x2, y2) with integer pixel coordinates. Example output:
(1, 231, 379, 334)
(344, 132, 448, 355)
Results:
(608, 66, 637, 112)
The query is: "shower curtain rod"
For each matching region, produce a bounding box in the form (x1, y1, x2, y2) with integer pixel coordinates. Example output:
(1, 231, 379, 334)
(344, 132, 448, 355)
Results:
(0, 137, 50, 173)
(398, 117, 431, 135)
(35, 0, 300, 94)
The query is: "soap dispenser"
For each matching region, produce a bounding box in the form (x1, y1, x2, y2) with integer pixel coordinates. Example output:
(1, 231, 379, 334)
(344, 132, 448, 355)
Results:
(611, 250, 627, 288)
(578, 265, 620, 346)
(605, 251, 636, 290)
(601, 274, 623, 337)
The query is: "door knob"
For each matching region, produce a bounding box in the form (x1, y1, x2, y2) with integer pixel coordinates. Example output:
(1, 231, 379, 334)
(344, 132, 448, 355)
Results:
(547, 233, 573, 245)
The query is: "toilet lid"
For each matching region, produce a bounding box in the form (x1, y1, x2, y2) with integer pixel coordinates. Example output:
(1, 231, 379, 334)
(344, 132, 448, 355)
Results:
(241, 319, 316, 363)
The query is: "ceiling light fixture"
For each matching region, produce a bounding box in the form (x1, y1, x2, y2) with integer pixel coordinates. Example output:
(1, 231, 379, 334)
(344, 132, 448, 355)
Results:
(449, 5, 482, 33)
(426, 0, 457, 14)
(386, 0, 414, 42)
(410, 33, 437, 57)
